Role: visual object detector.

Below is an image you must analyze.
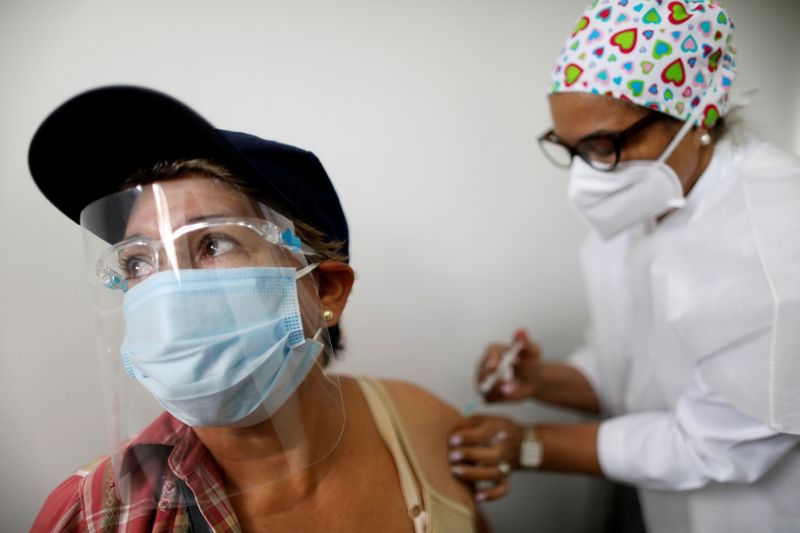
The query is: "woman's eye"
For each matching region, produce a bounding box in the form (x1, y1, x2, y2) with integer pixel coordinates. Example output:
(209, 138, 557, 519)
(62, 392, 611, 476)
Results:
(584, 142, 615, 157)
(121, 256, 154, 279)
(594, 146, 614, 157)
(199, 234, 238, 259)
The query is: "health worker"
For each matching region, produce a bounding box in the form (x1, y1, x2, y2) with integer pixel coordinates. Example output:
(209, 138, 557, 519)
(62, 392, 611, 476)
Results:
(448, 1, 800, 532)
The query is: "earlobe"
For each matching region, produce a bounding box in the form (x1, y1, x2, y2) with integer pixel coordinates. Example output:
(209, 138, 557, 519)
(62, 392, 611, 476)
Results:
(314, 262, 355, 326)
(689, 120, 716, 147)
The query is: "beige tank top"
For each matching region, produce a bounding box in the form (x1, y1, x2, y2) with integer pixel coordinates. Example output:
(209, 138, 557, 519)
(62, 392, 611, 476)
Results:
(356, 376, 477, 533)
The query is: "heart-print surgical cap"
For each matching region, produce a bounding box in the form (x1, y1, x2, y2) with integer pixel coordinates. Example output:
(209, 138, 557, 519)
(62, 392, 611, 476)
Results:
(549, 0, 737, 127)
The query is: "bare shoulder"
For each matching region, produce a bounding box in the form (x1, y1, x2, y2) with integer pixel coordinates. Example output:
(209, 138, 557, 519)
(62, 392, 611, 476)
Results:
(378, 379, 476, 511)
(379, 379, 463, 427)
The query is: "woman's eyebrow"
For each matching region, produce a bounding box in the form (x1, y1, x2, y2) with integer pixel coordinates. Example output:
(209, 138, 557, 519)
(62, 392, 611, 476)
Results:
(121, 212, 243, 241)
(121, 231, 147, 241)
(554, 126, 617, 146)
(184, 213, 233, 224)
(577, 127, 624, 140)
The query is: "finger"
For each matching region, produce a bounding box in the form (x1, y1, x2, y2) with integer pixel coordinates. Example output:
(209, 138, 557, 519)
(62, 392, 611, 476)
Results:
(449, 463, 506, 482)
(449, 421, 496, 447)
(476, 344, 510, 383)
(475, 478, 510, 502)
(483, 380, 513, 403)
(448, 446, 504, 465)
(513, 330, 540, 363)
(483, 379, 533, 403)
(449, 416, 490, 446)
(513, 328, 530, 344)
(450, 414, 488, 433)
(489, 429, 509, 444)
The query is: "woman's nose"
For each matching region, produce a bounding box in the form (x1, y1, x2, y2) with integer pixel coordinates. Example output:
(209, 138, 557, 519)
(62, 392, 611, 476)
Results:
(157, 239, 195, 273)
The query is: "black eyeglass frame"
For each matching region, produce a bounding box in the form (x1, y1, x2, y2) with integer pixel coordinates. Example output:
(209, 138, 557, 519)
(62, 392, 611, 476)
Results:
(538, 112, 666, 172)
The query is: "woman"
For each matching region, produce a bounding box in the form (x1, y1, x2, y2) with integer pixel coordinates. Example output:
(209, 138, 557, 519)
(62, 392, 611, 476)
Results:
(449, 1, 800, 532)
(29, 86, 482, 532)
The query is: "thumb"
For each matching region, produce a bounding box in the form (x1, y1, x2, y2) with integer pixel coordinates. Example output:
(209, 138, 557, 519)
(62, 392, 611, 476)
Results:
(513, 328, 530, 344)
(513, 328, 539, 362)
(497, 379, 534, 401)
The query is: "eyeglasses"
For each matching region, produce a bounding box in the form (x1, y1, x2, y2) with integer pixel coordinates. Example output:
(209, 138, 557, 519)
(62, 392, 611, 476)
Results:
(96, 216, 311, 291)
(538, 112, 664, 172)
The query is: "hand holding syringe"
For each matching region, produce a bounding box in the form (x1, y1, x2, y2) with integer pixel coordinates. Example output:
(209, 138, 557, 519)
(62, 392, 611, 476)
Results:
(464, 340, 524, 415)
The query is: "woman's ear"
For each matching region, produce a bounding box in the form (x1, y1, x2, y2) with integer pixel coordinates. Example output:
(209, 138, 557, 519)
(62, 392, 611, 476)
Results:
(684, 124, 711, 148)
(315, 261, 355, 327)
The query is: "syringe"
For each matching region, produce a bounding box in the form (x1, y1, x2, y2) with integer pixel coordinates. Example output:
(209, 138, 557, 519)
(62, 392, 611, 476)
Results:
(464, 340, 524, 415)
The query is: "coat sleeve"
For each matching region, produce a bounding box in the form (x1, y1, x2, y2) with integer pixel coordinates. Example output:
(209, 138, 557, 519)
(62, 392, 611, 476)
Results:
(597, 370, 800, 490)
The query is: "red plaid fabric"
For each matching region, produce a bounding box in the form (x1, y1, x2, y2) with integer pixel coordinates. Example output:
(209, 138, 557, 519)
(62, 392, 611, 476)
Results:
(31, 412, 241, 532)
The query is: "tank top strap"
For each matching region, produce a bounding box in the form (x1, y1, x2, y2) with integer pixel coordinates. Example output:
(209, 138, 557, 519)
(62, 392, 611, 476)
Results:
(357, 376, 430, 533)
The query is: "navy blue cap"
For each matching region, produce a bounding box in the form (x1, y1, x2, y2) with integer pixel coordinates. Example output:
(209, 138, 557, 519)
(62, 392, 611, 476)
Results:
(28, 86, 349, 258)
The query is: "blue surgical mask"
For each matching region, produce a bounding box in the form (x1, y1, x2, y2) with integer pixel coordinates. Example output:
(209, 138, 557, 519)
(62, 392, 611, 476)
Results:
(120, 266, 322, 427)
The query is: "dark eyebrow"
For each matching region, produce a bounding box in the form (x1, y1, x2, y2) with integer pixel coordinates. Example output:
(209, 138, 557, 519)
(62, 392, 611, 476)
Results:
(566, 129, 621, 147)
(578, 113, 663, 144)
(580, 128, 621, 139)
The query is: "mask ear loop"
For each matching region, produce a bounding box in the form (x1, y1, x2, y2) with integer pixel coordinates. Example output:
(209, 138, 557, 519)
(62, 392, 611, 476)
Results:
(657, 74, 722, 165)
(297, 266, 332, 361)
(295, 262, 318, 280)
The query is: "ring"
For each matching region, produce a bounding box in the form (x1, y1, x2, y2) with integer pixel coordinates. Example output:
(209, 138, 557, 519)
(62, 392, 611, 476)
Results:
(498, 461, 511, 475)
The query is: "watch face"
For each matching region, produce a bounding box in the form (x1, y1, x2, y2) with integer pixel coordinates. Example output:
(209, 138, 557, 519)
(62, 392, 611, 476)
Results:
(521, 433, 543, 468)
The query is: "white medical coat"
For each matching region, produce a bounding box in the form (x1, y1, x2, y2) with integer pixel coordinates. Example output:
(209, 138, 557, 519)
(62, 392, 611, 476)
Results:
(569, 136, 800, 533)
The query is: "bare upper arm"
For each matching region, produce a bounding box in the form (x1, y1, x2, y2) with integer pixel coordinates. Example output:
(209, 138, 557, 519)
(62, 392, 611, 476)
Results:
(379, 379, 476, 512)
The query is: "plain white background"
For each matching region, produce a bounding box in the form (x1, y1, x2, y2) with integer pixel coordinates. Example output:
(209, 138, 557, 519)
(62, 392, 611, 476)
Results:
(1, 1, 799, 531)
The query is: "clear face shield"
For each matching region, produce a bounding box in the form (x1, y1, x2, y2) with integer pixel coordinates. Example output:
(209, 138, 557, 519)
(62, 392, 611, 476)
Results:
(80, 175, 345, 515)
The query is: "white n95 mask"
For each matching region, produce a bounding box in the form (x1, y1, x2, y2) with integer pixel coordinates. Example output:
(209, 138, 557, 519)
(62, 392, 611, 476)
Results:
(568, 156, 687, 240)
(563, 89, 724, 240)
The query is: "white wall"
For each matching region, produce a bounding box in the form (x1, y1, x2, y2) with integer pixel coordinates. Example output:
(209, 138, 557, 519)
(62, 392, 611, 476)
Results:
(793, 7, 800, 158)
(1, 1, 798, 531)
(722, 0, 800, 153)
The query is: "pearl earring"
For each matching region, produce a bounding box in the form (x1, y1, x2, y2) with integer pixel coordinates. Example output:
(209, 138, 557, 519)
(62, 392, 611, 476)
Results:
(700, 133, 712, 146)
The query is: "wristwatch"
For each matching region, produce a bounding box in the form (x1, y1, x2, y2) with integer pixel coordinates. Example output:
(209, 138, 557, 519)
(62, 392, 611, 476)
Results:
(519, 426, 543, 469)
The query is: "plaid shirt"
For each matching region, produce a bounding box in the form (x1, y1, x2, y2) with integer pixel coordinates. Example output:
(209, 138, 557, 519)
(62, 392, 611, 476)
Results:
(31, 412, 241, 533)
